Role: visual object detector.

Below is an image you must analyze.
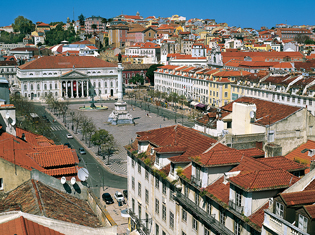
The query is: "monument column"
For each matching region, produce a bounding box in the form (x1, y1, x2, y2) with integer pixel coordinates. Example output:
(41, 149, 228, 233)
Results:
(117, 63, 123, 101)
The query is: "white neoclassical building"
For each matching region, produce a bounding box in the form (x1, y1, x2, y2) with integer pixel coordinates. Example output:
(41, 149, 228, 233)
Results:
(17, 56, 119, 101)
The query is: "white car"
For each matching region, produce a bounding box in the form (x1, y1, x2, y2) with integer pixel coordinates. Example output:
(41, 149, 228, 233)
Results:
(114, 191, 125, 202)
(66, 134, 73, 139)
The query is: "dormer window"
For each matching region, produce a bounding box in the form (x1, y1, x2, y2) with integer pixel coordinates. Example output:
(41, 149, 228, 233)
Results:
(298, 214, 308, 232)
(150, 148, 154, 155)
(275, 201, 284, 218)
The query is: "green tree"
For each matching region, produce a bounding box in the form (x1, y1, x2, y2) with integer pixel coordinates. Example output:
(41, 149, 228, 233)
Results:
(146, 64, 163, 85)
(12, 16, 34, 34)
(91, 129, 114, 158)
(91, 24, 97, 33)
(44, 22, 79, 46)
(78, 14, 85, 26)
(129, 74, 144, 85)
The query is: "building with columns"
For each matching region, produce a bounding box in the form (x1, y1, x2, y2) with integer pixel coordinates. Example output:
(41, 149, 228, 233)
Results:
(17, 56, 119, 101)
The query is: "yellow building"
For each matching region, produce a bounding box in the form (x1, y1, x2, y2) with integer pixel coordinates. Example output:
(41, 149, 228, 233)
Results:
(175, 25, 184, 35)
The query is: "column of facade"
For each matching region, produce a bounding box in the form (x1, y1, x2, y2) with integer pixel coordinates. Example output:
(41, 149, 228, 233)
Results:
(81, 81, 84, 98)
(71, 80, 74, 98)
(87, 80, 89, 98)
(75, 80, 78, 98)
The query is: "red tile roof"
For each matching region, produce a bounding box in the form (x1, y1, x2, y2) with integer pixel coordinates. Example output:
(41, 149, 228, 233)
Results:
(228, 169, 299, 192)
(206, 176, 230, 204)
(249, 202, 269, 228)
(285, 140, 315, 173)
(222, 97, 302, 126)
(257, 156, 307, 172)
(0, 216, 65, 235)
(280, 190, 315, 206)
(2, 180, 102, 227)
(181, 165, 192, 180)
(19, 56, 117, 70)
(239, 148, 265, 158)
(304, 204, 315, 218)
(136, 125, 217, 163)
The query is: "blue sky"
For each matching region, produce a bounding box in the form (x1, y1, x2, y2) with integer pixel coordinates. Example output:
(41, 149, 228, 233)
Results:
(1, 0, 314, 29)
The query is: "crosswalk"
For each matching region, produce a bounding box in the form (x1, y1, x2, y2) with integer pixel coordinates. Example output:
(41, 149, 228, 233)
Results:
(50, 125, 65, 131)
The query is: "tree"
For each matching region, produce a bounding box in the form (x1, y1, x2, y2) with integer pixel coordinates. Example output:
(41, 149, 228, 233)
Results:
(91, 129, 113, 157)
(146, 64, 163, 85)
(73, 111, 83, 134)
(129, 74, 144, 85)
(295, 35, 311, 44)
(12, 16, 34, 34)
(91, 24, 97, 32)
(78, 14, 85, 26)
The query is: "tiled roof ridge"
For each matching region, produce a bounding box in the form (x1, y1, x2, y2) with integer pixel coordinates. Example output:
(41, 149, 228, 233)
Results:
(36, 181, 96, 216)
(31, 180, 46, 216)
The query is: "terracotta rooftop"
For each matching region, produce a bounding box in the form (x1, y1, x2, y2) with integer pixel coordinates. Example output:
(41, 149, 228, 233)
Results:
(136, 125, 217, 163)
(280, 190, 315, 206)
(248, 202, 269, 229)
(206, 176, 230, 204)
(304, 204, 315, 218)
(1, 180, 102, 227)
(19, 56, 117, 70)
(228, 168, 299, 192)
(222, 97, 302, 126)
(0, 216, 65, 235)
(257, 156, 307, 172)
(238, 148, 265, 158)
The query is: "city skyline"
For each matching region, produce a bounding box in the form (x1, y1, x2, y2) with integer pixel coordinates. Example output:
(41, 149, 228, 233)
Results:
(1, 0, 314, 29)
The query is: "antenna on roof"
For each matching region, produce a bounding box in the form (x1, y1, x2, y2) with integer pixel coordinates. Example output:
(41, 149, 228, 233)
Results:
(61, 176, 66, 184)
(78, 168, 89, 181)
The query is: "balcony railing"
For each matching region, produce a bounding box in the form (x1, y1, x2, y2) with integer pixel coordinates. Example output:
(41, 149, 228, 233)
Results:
(173, 192, 234, 235)
(229, 200, 244, 214)
(191, 175, 202, 188)
(128, 208, 152, 235)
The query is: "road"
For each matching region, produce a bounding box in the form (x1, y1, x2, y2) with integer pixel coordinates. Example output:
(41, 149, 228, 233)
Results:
(34, 104, 127, 197)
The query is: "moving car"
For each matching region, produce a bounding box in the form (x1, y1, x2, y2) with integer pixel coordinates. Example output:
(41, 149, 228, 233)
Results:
(66, 134, 73, 139)
(102, 193, 114, 204)
(114, 191, 125, 202)
(79, 147, 86, 155)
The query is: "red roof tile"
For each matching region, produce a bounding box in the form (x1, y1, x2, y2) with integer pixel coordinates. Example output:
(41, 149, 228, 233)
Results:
(249, 202, 269, 228)
(228, 169, 299, 191)
(280, 190, 315, 206)
(257, 156, 307, 172)
(304, 204, 315, 218)
(239, 148, 265, 158)
(222, 97, 301, 126)
(206, 176, 230, 204)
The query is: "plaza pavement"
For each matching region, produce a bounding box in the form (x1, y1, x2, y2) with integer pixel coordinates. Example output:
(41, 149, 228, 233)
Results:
(67, 101, 178, 177)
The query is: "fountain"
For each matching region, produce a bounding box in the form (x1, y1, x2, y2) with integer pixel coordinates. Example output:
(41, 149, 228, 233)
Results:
(79, 81, 108, 111)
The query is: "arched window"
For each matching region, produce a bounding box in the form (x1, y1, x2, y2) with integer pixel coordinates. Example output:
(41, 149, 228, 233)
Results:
(55, 92, 58, 96)
(93, 82, 96, 87)
(98, 82, 101, 87)
(55, 84, 57, 89)
(44, 84, 47, 90)
(37, 84, 40, 90)
(38, 92, 40, 97)
(24, 84, 27, 91)
(31, 84, 33, 90)
(105, 82, 107, 88)
(110, 81, 113, 87)
(116, 81, 118, 87)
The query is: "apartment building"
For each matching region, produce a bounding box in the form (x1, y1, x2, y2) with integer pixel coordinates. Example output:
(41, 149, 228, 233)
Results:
(84, 17, 106, 34)
(125, 125, 307, 235)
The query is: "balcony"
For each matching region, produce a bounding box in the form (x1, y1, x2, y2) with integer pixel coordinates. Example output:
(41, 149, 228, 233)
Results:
(191, 175, 202, 188)
(173, 192, 234, 235)
(128, 209, 152, 235)
(229, 200, 244, 214)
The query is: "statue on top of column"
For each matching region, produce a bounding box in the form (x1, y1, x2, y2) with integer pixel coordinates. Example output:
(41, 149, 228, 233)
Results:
(118, 53, 122, 63)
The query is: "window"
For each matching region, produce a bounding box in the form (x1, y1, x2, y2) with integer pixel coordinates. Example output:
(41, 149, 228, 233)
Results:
(138, 202, 142, 220)
(31, 84, 33, 90)
(37, 84, 40, 90)
(156, 223, 159, 235)
(155, 198, 159, 215)
(162, 231, 166, 235)
(50, 84, 52, 90)
(275, 202, 284, 218)
(55, 84, 57, 89)
(44, 84, 47, 90)
(236, 189, 242, 207)
(163, 184, 167, 195)
(169, 189, 174, 201)
(298, 214, 308, 232)
(24, 84, 27, 91)
(184, 185, 188, 196)
(0, 178, 3, 190)
(132, 176, 135, 190)
(204, 228, 210, 235)
(224, 92, 228, 97)
(268, 131, 275, 142)
(182, 208, 187, 222)
(132, 159, 134, 168)
(169, 211, 174, 229)
(192, 217, 198, 231)
(138, 182, 141, 197)
(132, 198, 135, 212)
(220, 211, 226, 225)
(195, 191, 199, 205)
(145, 170, 149, 180)
(182, 232, 187, 235)
(234, 221, 242, 235)
(155, 177, 159, 190)
(138, 164, 141, 174)
(207, 202, 211, 215)
(145, 189, 149, 204)
(162, 204, 166, 221)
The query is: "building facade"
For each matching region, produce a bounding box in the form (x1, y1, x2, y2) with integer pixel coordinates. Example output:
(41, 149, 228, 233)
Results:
(17, 56, 119, 101)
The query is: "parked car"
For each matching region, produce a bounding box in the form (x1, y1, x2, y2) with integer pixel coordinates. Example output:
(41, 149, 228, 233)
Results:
(66, 134, 73, 139)
(64, 143, 72, 148)
(79, 147, 86, 154)
(114, 191, 125, 202)
(102, 193, 114, 204)
(123, 190, 128, 199)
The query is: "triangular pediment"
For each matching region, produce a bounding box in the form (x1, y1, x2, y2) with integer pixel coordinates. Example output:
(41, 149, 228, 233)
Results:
(60, 70, 87, 78)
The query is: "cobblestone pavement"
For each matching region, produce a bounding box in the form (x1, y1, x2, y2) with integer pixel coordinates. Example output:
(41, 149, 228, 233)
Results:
(66, 101, 177, 177)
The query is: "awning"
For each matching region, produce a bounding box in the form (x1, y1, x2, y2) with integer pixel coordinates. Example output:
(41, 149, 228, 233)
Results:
(196, 103, 206, 108)
(190, 101, 199, 106)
